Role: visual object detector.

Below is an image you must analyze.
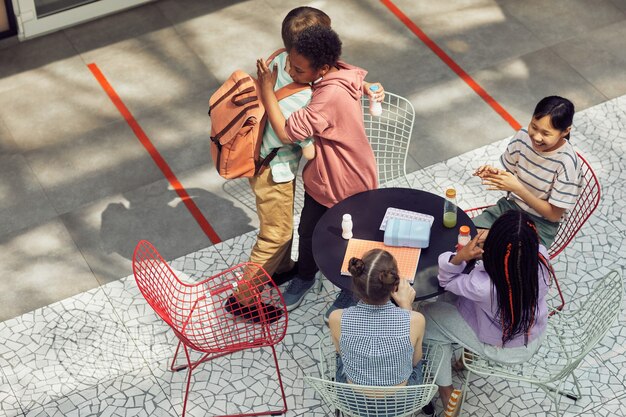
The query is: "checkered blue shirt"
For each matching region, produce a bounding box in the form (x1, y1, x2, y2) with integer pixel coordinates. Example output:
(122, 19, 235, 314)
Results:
(339, 301, 414, 386)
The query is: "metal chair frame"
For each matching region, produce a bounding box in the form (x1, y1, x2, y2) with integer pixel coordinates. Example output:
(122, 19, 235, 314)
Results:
(132, 240, 289, 417)
(459, 270, 623, 417)
(465, 152, 601, 311)
(305, 337, 444, 417)
(361, 92, 415, 188)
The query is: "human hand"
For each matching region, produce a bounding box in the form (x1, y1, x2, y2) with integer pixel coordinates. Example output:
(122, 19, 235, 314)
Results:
(363, 82, 385, 102)
(256, 58, 278, 93)
(391, 278, 416, 310)
(480, 170, 523, 194)
(475, 229, 488, 249)
(473, 165, 501, 178)
(451, 234, 484, 265)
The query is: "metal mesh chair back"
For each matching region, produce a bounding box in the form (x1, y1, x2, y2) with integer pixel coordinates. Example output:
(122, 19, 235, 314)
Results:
(361, 92, 415, 187)
(548, 153, 600, 258)
(132, 240, 288, 353)
(461, 270, 622, 416)
(305, 337, 443, 417)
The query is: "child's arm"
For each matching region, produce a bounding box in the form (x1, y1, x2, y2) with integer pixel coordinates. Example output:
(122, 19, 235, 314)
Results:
(256, 58, 291, 144)
(410, 312, 425, 366)
(479, 170, 566, 222)
(301, 142, 316, 160)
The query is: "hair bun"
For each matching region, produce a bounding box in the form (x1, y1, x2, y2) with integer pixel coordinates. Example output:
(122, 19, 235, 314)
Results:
(348, 257, 366, 276)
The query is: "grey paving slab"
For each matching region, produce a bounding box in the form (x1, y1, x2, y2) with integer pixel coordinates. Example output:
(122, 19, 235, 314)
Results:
(0, 64, 120, 153)
(407, 78, 514, 168)
(0, 154, 58, 236)
(0, 115, 19, 154)
(551, 20, 626, 100)
(500, 0, 626, 46)
(397, 0, 546, 74)
(0, 31, 81, 94)
(609, 0, 626, 13)
(124, 94, 215, 177)
(22, 118, 163, 215)
(172, 166, 257, 242)
(62, 3, 177, 54)
(156, 0, 282, 80)
(59, 169, 248, 285)
(65, 6, 219, 119)
(0, 218, 99, 321)
(469, 47, 609, 125)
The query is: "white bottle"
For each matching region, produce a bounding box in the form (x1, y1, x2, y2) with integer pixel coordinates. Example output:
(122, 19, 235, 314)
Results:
(341, 214, 353, 240)
(457, 225, 471, 249)
(368, 85, 383, 117)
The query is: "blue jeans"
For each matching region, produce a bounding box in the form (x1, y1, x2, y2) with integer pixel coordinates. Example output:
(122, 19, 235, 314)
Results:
(334, 355, 425, 417)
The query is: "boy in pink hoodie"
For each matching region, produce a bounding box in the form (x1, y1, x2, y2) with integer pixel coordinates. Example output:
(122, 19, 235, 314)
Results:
(257, 25, 378, 315)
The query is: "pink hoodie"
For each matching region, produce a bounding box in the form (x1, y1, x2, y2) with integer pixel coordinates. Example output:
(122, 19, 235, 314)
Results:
(285, 61, 378, 207)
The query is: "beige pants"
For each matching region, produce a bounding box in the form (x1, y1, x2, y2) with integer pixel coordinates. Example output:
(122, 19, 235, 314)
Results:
(248, 168, 296, 277)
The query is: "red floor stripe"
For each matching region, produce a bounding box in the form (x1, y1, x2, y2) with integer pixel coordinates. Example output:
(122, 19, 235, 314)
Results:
(88, 63, 222, 244)
(380, 0, 522, 131)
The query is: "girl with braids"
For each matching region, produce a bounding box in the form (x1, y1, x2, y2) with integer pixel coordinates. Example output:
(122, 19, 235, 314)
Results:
(328, 249, 426, 387)
(421, 210, 553, 416)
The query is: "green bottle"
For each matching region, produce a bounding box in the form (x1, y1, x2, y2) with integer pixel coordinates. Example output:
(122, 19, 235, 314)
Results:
(443, 188, 457, 228)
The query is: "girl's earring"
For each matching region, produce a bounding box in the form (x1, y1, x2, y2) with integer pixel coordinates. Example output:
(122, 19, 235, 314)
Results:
(313, 76, 323, 84)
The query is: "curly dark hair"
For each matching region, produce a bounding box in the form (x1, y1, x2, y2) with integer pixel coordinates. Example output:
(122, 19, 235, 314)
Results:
(292, 25, 342, 71)
(281, 7, 331, 51)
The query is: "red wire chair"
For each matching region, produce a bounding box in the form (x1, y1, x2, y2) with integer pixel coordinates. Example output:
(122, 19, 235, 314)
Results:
(132, 240, 288, 417)
(465, 152, 601, 312)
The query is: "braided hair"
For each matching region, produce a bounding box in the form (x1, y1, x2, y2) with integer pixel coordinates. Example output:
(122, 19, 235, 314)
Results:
(348, 249, 400, 305)
(482, 210, 554, 346)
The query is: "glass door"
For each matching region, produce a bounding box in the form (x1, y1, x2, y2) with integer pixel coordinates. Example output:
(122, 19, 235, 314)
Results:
(11, 0, 155, 40)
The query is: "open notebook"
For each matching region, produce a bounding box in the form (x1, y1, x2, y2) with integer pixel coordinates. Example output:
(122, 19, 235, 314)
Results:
(340, 238, 420, 282)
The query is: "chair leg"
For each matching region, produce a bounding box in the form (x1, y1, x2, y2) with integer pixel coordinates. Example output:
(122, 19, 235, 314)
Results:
(544, 372, 582, 401)
(170, 341, 288, 416)
(549, 274, 566, 316)
(170, 339, 229, 372)
(270, 344, 289, 415)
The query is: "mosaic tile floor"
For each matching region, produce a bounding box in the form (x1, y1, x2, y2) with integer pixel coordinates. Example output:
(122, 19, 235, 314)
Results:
(1, 95, 625, 416)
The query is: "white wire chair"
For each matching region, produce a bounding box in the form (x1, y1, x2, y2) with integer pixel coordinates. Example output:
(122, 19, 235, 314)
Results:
(361, 92, 415, 188)
(304, 336, 443, 417)
(459, 269, 623, 417)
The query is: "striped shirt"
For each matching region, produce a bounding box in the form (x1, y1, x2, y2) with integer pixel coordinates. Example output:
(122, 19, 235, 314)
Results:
(500, 129, 581, 217)
(260, 51, 313, 183)
(340, 301, 414, 386)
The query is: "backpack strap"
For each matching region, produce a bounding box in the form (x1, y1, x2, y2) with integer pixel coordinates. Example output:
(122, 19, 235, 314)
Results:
(255, 75, 311, 176)
(266, 48, 286, 64)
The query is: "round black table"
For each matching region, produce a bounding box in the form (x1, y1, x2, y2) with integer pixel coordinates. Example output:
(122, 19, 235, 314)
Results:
(312, 188, 476, 300)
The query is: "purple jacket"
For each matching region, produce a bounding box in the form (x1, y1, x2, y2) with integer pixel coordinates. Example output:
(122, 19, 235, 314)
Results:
(437, 246, 550, 347)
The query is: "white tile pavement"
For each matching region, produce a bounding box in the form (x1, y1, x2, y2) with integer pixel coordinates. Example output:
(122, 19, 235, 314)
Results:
(1, 95, 625, 416)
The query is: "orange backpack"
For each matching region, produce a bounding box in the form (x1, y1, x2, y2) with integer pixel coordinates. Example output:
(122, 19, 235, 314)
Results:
(208, 50, 310, 179)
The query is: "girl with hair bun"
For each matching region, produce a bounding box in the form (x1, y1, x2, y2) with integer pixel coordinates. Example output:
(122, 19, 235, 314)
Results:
(328, 249, 426, 387)
(421, 210, 554, 416)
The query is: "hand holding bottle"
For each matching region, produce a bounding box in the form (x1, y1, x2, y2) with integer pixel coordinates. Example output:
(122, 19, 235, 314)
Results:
(450, 234, 484, 265)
